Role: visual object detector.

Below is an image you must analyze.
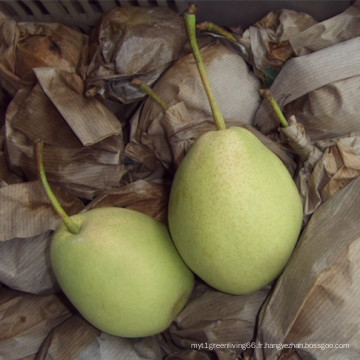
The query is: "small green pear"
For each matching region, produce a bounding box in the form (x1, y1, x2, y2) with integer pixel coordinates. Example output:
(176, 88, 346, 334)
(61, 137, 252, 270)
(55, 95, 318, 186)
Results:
(167, 5, 303, 295)
(51, 207, 194, 337)
(168, 126, 303, 294)
(35, 141, 194, 337)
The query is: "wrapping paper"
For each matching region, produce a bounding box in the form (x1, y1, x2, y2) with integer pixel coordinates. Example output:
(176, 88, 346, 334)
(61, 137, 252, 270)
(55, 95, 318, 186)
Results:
(0, 288, 72, 360)
(5, 67, 125, 200)
(251, 8, 360, 216)
(85, 6, 187, 103)
(36, 315, 166, 360)
(252, 175, 360, 360)
(290, 1, 360, 55)
(0, 180, 84, 294)
(168, 282, 270, 360)
(254, 2, 360, 140)
(238, 9, 317, 83)
(0, 18, 88, 95)
(297, 132, 360, 217)
(86, 179, 170, 224)
(0, 125, 23, 186)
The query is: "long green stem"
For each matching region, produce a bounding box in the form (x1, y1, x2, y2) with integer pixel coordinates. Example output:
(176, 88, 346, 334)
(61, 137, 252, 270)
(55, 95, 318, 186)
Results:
(131, 78, 168, 111)
(185, 4, 226, 131)
(34, 140, 81, 234)
(197, 21, 238, 43)
(259, 89, 289, 128)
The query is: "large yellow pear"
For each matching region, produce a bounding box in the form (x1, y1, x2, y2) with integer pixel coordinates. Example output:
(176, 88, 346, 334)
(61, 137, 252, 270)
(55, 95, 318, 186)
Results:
(50, 207, 194, 337)
(168, 126, 303, 295)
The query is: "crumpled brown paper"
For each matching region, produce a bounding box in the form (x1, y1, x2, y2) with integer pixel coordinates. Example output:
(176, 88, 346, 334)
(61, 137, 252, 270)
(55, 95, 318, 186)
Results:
(299, 132, 360, 217)
(0, 288, 72, 360)
(36, 315, 166, 360)
(0, 17, 88, 96)
(124, 41, 262, 179)
(1, 125, 23, 186)
(251, 175, 360, 360)
(86, 179, 170, 224)
(85, 6, 187, 104)
(0, 180, 84, 294)
(290, 0, 360, 55)
(5, 67, 125, 200)
(0, 232, 58, 295)
(167, 282, 270, 360)
(254, 2, 360, 140)
(264, 113, 360, 220)
(1, 180, 84, 242)
(236, 9, 317, 84)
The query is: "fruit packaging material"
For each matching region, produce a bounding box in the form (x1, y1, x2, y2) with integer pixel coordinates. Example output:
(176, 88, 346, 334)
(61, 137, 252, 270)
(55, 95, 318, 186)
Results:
(1, 2, 360, 359)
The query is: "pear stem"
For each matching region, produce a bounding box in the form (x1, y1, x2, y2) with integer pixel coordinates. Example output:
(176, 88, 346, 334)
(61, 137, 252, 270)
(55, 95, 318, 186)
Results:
(197, 21, 238, 43)
(259, 89, 289, 128)
(185, 4, 226, 131)
(34, 140, 81, 235)
(131, 78, 168, 111)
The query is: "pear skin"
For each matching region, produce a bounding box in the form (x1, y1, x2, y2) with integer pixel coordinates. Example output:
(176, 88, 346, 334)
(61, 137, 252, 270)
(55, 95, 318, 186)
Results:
(50, 207, 194, 337)
(168, 126, 303, 295)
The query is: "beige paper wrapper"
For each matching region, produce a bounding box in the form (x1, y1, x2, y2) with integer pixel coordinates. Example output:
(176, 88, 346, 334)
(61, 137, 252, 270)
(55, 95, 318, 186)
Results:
(290, 1, 360, 55)
(0, 288, 72, 360)
(1, 180, 84, 242)
(36, 315, 166, 360)
(238, 9, 317, 82)
(85, 6, 187, 103)
(254, 2, 360, 140)
(0, 18, 88, 96)
(298, 132, 360, 217)
(252, 175, 360, 359)
(86, 179, 170, 224)
(0, 180, 84, 294)
(5, 67, 125, 199)
(168, 282, 270, 360)
(0, 232, 57, 294)
(1, 125, 23, 186)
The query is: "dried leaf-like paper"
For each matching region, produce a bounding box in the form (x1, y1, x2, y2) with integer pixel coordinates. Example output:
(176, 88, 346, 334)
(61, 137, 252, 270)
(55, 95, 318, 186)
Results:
(5, 67, 125, 199)
(85, 6, 187, 103)
(36, 315, 101, 359)
(0, 180, 84, 294)
(168, 282, 270, 360)
(290, 0, 360, 55)
(299, 133, 360, 216)
(1, 126, 23, 186)
(0, 288, 72, 360)
(238, 9, 317, 82)
(254, 11, 360, 140)
(37, 315, 166, 360)
(0, 232, 58, 294)
(0, 17, 88, 96)
(86, 179, 170, 224)
(124, 42, 262, 179)
(252, 176, 360, 360)
(279, 116, 322, 164)
(1, 180, 84, 242)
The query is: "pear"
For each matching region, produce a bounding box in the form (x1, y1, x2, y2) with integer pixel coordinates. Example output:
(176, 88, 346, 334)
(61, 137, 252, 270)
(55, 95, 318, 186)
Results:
(34, 141, 194, 337)
(167, 6, 303, 295)
(168, 127, 303, 294)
